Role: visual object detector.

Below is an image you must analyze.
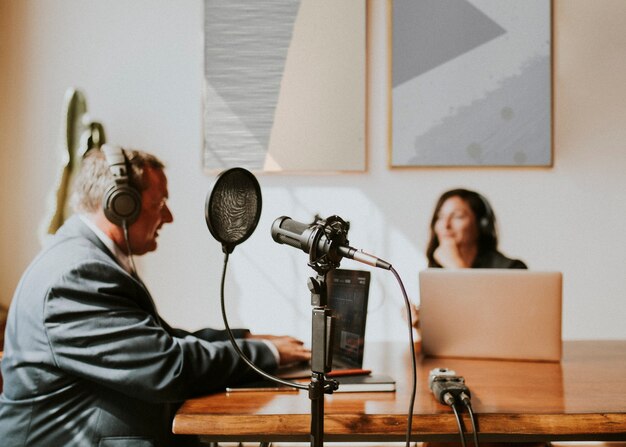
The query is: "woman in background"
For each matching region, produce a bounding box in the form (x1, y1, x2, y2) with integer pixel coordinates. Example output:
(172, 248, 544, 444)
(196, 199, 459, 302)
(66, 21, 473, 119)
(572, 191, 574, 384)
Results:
(426, 188, 526, 269)
(410, 188, 527, 328)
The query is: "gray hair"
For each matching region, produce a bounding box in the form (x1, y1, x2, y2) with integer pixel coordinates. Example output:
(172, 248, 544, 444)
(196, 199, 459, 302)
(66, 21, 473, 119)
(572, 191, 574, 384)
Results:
(71, 147, 165, 214)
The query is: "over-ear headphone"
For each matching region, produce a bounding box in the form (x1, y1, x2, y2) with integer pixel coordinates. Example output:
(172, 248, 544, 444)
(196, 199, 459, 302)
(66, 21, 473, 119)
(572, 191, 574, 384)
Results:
(476, 192, 496, 239)
(101, 144, 141, 226)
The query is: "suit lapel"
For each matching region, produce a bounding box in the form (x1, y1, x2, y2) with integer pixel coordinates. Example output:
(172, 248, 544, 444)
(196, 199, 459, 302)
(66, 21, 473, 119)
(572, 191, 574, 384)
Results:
(60, 216, 163, 326)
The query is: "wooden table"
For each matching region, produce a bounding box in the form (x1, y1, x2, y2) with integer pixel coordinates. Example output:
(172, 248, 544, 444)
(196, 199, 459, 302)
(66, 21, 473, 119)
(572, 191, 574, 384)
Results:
(173, 340, 626, 443)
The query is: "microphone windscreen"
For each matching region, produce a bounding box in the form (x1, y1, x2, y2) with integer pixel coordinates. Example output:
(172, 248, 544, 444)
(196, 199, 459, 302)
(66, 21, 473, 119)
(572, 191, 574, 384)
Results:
(205, 167, 262, 254)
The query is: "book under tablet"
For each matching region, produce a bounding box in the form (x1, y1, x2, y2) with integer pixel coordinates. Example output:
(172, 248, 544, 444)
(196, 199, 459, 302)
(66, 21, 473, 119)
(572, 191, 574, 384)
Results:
(226, 380, 298, 393)
(333, 374, 396, 393)
(228, 374, 396, 393)
(419, 269, 562, 362)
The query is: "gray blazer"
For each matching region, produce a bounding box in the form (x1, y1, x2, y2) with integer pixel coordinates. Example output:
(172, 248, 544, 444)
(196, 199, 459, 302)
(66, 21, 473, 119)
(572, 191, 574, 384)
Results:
(0, 216, 276, 447)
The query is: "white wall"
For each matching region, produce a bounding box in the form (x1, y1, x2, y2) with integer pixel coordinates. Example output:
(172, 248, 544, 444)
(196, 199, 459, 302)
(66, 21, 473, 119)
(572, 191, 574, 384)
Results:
(1, 0, 625, 343)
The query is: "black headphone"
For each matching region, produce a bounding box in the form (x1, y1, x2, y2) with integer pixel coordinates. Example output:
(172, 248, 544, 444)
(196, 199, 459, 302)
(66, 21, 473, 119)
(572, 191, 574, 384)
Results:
(476, 192, 496, 239)
(101, 144, 141, 227)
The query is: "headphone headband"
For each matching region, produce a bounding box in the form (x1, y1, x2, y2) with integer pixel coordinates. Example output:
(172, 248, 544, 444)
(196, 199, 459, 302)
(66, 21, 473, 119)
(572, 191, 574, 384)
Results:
(102, 145, 130, 184)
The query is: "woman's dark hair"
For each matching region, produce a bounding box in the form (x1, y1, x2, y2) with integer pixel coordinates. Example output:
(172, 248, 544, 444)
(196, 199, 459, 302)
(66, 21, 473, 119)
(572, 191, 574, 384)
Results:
(426, 188, 498, 267)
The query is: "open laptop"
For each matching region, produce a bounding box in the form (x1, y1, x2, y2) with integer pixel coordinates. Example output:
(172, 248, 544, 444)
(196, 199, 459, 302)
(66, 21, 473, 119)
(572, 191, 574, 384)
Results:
(278, 269, 371, 378)
(419, 269, 562, 362)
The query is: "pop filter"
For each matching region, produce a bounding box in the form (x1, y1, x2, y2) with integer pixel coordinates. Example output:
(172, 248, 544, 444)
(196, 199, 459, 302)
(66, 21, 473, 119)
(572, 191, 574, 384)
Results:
(205, 167, 262, 254)
(204, 168, 304, 392)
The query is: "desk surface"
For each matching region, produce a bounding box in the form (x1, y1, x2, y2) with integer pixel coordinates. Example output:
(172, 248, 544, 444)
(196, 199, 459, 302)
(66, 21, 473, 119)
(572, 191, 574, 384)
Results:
(173, 340, 626, 442)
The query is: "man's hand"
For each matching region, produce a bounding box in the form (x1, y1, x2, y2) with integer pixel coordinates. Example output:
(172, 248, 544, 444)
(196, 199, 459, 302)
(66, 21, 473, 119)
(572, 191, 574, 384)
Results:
(247, 334, 311, 366)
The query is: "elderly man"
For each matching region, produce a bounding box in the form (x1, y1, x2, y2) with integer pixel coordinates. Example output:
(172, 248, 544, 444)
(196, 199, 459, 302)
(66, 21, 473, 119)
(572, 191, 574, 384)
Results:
(0, 146, 310, 447)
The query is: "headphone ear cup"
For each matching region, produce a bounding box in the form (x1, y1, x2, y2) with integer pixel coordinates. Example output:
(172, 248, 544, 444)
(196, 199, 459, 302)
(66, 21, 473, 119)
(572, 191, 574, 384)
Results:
(480, 216, 489, 229)
(103, 184, 141, 226)
(476, 193, 496, 239)
(479, 215, 497, 240)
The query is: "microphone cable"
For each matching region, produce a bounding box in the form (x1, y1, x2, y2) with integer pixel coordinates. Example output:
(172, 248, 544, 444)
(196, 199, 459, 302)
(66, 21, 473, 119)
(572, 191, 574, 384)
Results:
(461, 392, 479, 447)
(447, 396, 467, 447)
(390, 266, 417, 447)
(219, 252, 308, 391)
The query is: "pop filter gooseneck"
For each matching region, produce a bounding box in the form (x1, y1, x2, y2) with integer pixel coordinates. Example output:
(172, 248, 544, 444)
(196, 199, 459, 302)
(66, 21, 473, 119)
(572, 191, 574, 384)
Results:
(205, 167, 306, 391)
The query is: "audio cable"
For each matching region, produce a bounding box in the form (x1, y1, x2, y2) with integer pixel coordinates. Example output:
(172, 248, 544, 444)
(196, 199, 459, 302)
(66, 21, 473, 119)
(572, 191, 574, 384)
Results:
(122, 220, 139, 276)
(429, 370, 480, 447)
(461, 391, 479, 447)
(390, 266, 418, 447)
(448, 396, 467, 447)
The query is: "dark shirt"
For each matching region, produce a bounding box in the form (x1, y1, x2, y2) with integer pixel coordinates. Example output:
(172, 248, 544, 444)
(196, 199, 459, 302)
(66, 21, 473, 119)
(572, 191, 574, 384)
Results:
(472, 250, 527, 269)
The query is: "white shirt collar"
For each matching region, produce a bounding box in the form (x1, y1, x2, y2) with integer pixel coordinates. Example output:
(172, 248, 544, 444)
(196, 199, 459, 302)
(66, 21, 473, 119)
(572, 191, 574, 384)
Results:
(79, 214, 135, 275)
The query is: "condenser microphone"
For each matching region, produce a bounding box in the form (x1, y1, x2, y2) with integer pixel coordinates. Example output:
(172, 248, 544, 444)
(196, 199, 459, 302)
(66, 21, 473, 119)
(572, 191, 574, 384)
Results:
(271, 216, 392, 270)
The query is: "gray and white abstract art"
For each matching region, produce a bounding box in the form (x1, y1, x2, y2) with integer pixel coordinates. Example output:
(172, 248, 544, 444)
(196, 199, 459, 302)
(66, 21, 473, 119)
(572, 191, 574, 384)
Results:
(392, 0, 552, 167)
(203, 0, 366, 172)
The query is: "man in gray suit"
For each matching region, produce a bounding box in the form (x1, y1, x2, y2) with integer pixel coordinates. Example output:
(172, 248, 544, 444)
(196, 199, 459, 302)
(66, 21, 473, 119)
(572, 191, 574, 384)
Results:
(0, 147, 310, 447)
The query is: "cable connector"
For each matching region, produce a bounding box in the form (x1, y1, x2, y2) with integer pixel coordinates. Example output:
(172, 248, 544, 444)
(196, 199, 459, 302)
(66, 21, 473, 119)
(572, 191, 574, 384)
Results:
(443, 392, 456, 406)
(428, 367, 457, 389)
(431, 375, 471, 406)
(460, 391, 472, 406)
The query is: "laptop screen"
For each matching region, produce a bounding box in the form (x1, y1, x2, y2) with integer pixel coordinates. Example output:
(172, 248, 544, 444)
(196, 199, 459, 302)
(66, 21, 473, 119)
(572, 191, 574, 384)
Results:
(327, 269, 371, 369)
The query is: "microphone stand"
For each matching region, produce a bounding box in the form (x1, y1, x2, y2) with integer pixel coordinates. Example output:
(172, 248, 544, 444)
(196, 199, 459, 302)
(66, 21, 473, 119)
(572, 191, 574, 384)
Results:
(279, 215, 348, 446)
(303, 218, 348, 447)
(307, 272, 338, 447)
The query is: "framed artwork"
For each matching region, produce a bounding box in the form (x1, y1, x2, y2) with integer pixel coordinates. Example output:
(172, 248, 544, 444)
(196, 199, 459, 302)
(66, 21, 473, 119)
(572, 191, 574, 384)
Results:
(391, 0, 552, 167)
(203, 0, 367, 173)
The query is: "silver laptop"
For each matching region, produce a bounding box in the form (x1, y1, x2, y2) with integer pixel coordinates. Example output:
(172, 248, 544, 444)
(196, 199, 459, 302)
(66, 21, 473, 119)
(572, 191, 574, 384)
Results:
(419, 269, 562, 362)
(278, 268, 371, 378)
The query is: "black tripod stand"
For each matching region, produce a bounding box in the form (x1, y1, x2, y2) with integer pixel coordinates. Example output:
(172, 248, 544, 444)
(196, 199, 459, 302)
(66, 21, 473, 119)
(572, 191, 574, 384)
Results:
(270, 214, 357, 446)
(301, 216, 355, 447)
(307, 272, 338, 447)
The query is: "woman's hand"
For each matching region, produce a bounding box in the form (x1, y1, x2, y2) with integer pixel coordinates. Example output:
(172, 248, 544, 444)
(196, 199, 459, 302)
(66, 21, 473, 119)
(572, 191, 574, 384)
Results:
(402, 302, 420, 329)
(433, 236, 469, 268)
(405, 302, 422, 352)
